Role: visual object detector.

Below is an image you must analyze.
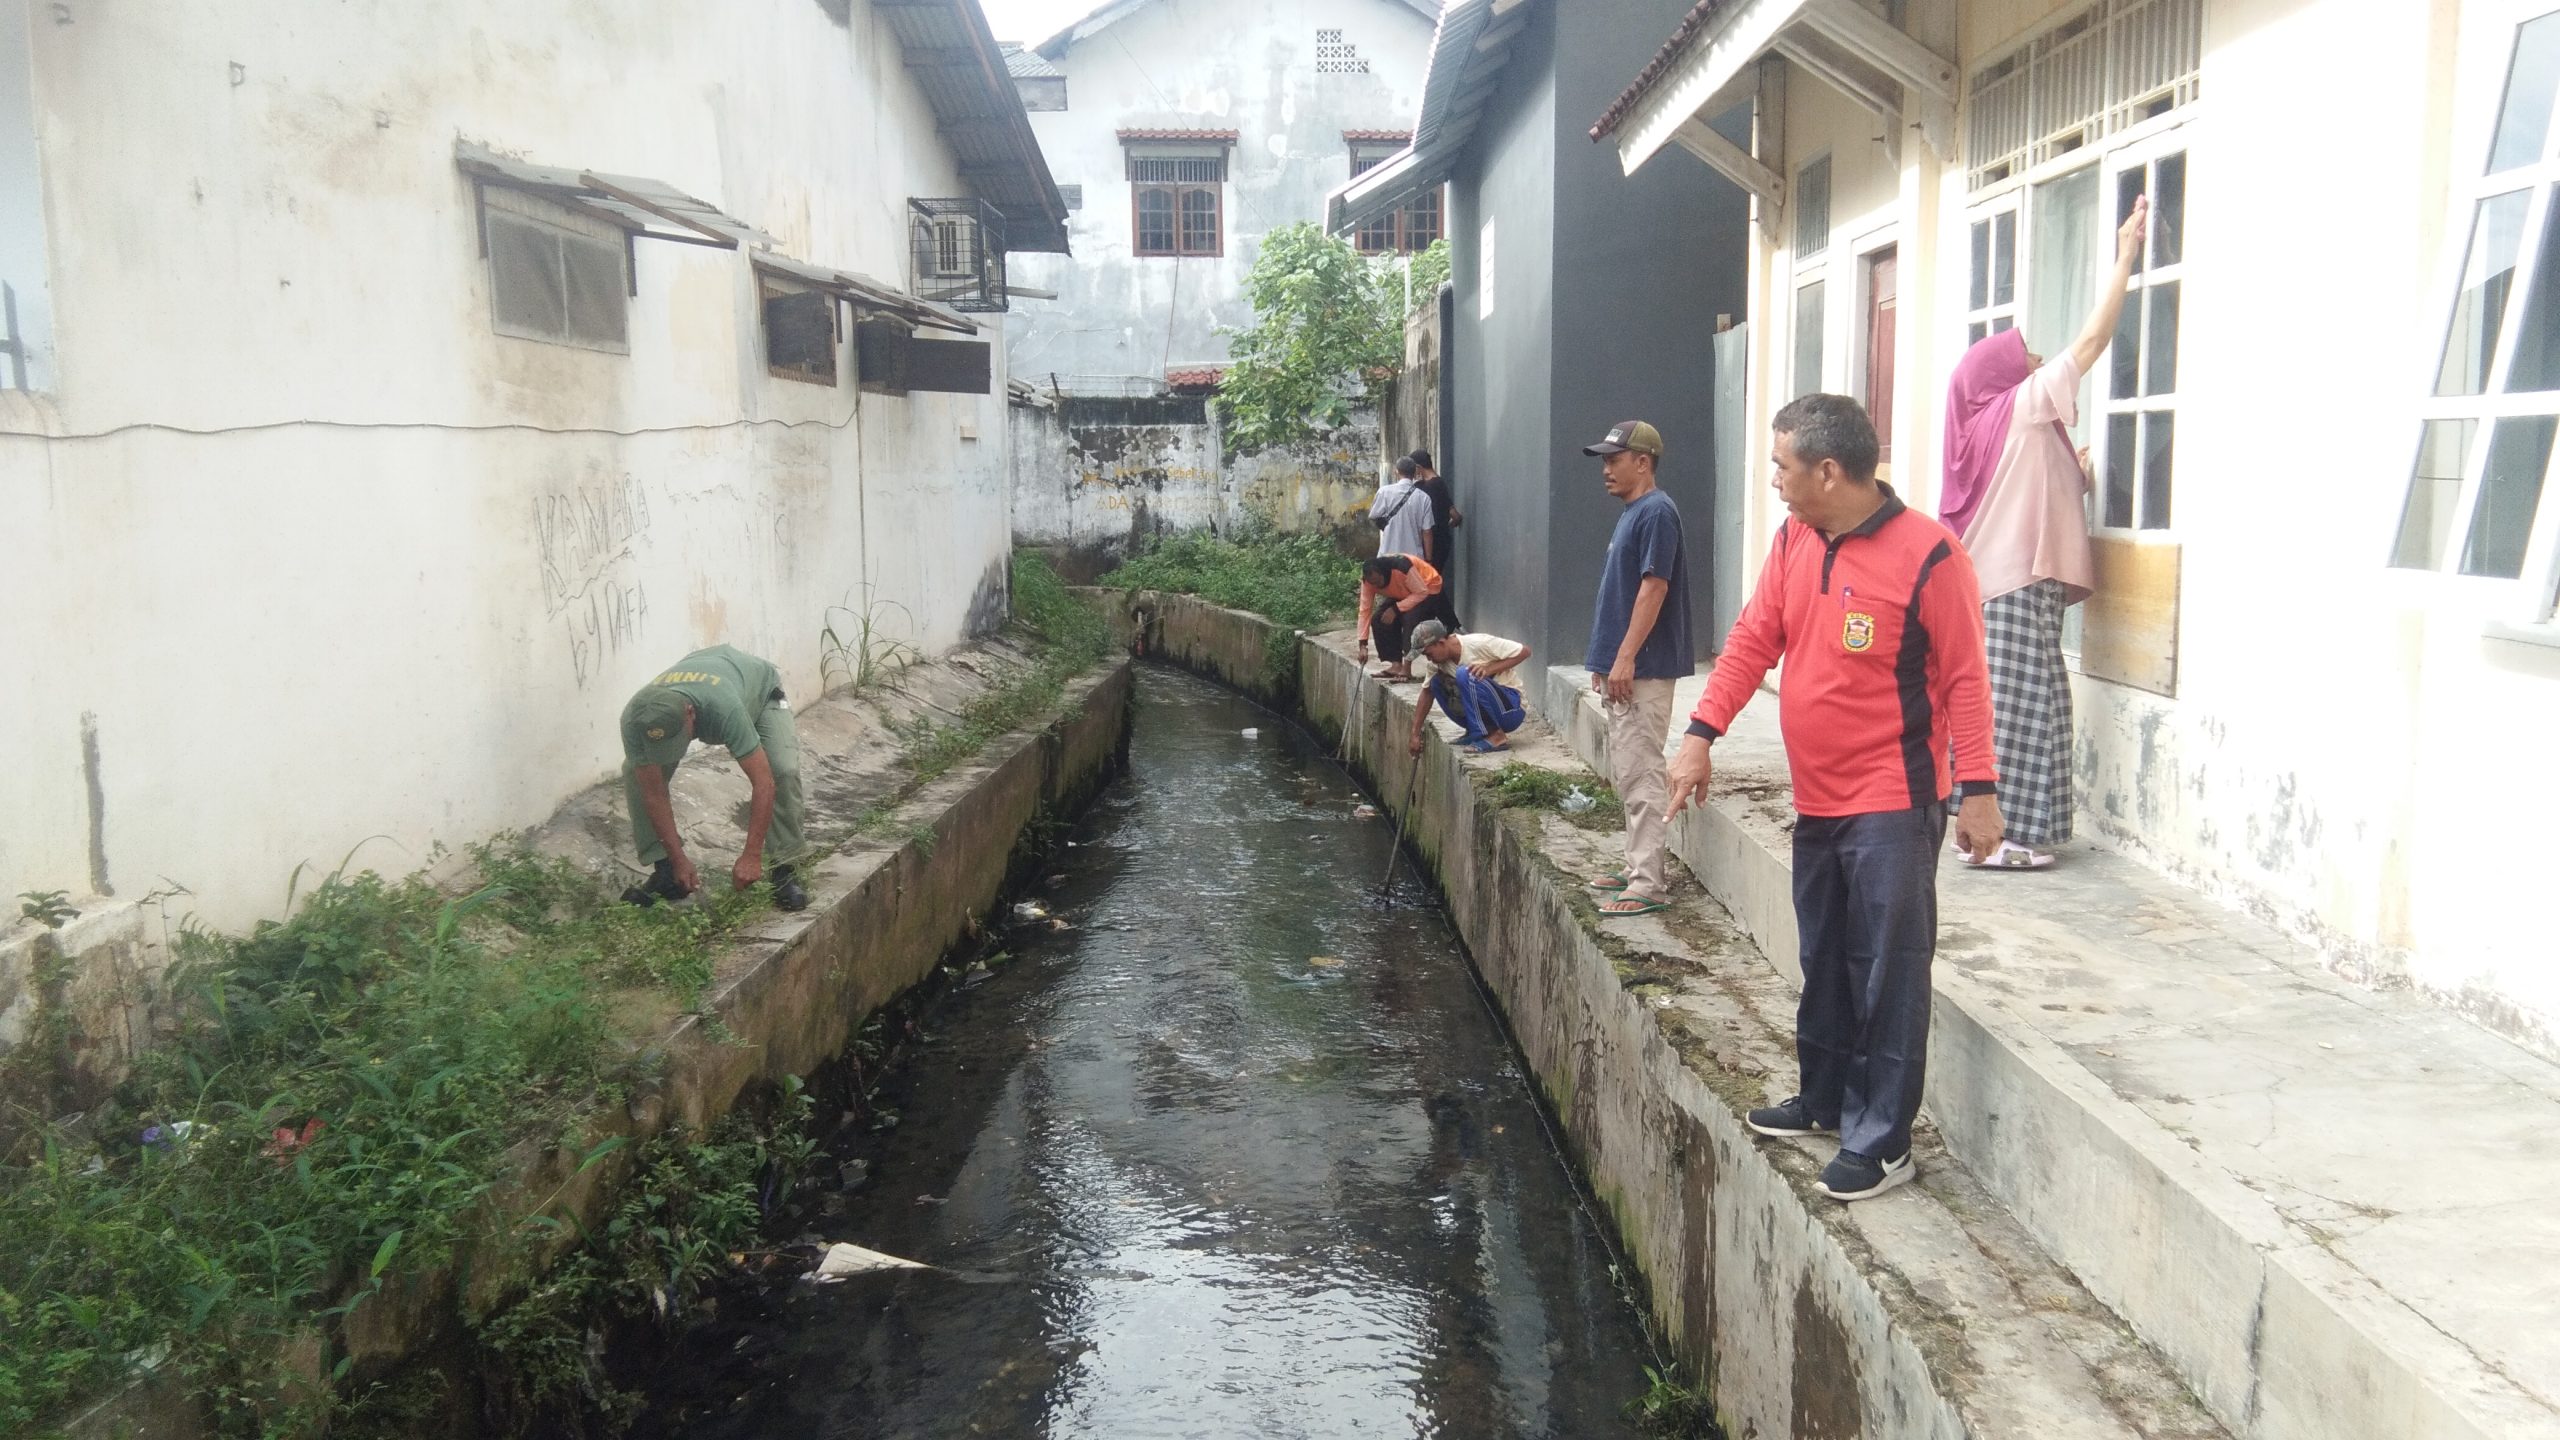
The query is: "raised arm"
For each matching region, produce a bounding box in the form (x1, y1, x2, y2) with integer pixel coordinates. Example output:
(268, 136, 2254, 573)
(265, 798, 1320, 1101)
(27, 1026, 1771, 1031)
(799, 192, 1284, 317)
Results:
(2067, 195, 2149, 377)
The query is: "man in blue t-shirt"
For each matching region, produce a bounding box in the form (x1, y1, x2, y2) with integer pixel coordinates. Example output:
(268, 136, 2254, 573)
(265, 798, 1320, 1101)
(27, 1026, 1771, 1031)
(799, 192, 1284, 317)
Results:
(1581, 420, 1693, 916)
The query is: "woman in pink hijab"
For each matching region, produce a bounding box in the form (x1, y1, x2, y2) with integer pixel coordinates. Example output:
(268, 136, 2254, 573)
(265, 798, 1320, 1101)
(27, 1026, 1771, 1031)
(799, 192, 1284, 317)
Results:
(1940, 196, 2147, 869)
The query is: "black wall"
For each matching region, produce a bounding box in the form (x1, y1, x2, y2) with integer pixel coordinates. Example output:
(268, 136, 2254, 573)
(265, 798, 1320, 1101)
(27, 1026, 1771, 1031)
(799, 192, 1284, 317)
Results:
(1443, 0, 1751, 673)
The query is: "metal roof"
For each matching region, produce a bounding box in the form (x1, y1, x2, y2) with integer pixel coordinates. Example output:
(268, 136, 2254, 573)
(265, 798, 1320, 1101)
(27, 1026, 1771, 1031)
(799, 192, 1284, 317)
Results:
(751, 252, 980, 334)
(999, 41, 1063, 79)
(1035, 0, 1438, 59)
(455, 141, 779, 249)
(873, 0, 1072, 253)
(1326, 0, 1539, 237)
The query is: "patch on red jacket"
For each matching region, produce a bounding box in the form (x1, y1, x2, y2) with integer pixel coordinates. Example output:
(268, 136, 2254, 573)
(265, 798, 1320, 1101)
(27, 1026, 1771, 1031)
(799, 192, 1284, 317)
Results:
(1842, 611, 1876, 652)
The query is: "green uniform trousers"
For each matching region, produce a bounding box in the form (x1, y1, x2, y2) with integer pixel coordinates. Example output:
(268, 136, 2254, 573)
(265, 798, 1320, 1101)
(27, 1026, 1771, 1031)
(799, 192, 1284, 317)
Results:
(623, 695, 807, 868)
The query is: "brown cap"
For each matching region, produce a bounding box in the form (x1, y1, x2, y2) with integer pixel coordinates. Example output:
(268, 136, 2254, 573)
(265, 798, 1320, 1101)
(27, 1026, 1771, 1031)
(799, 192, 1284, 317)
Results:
(1582, 420, 1662, 458)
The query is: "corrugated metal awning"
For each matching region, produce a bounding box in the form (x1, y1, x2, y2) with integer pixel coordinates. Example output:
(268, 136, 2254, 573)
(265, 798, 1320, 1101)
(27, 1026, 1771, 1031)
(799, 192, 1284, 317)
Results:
(1325, 0, 1538, 238)
(455, 141, 777, 249)
(751, 253, 979, 335)
(874, 0, 1072, 253)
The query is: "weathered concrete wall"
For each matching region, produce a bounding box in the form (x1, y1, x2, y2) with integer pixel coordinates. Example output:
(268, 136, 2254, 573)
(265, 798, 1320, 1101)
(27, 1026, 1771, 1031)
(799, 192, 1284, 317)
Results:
(0, 0, 1025, 1093)
(1010, 395, 1378, 578)
(69, 656, 1136, 1437)
(1382, 299, 1440, 465)
(1000, 0, 1435, 387)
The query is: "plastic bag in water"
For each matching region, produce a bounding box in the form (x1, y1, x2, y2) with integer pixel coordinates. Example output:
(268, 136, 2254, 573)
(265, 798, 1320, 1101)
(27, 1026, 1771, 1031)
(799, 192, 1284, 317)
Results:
(1241, 727, 1260, 738)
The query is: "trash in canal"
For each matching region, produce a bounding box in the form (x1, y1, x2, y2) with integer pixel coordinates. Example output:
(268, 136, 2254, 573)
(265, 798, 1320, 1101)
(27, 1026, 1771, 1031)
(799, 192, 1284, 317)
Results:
(1012, 900, 1051, 922)
(1308, 955, 1343, 969)
(810, 1243, 930, 1281)
(1353, 804, 1378, 819)
(1240, 726, 1259, 738)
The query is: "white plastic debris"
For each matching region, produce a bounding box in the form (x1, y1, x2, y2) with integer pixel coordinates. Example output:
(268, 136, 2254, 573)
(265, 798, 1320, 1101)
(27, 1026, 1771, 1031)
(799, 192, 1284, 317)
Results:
(1353, 804, 1379, 819)
(814, 1243, 930, 1279)
(1240, 727, 1260, 738)
(1560, 787, 1596, 814)
(1013, 900, 1051, 922)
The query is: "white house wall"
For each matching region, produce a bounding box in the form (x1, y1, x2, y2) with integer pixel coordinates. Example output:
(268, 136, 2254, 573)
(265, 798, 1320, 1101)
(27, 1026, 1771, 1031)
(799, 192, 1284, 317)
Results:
(0, 0, 1014, 934)
(1728, 0, 2558, 1053)
(1003, 0, 1434, 387)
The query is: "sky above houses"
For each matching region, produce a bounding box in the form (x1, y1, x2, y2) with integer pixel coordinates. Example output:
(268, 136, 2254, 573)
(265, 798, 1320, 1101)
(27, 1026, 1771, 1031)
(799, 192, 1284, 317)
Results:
(979, 0, 1090, 46)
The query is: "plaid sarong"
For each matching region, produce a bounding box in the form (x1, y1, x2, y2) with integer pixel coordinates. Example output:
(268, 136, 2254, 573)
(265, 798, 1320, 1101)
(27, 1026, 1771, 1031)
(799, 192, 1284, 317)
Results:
(1983, 579, 2072, 847)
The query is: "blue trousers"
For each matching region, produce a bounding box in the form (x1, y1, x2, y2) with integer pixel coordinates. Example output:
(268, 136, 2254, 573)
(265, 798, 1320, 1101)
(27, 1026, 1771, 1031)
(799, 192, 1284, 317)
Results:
(1790, 805, 1946, 1161)
(1428, 670, 1525, 742)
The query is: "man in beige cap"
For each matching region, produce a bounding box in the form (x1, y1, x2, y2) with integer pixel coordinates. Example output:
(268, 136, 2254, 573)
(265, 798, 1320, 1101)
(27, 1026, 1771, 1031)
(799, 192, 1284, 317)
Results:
(1580, 420, 1692, 917)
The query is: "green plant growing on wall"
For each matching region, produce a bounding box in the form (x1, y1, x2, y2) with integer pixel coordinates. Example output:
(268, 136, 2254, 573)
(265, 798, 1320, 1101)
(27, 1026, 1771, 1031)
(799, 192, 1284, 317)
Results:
(820, 588, 922, 694)
(1404, 237, 1451, 318)
(1218, 222, 1404, 456)
(17, 890, 77, 929)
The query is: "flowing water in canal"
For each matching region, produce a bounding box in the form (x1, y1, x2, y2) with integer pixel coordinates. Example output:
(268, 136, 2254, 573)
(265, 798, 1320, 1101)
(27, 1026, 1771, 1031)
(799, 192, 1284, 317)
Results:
(655, 667, 1659, 1438)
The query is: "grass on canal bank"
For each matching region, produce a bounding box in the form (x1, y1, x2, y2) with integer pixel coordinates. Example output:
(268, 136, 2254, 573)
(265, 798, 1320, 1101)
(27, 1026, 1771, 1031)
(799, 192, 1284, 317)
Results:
(0, 554, 1110, 1438)
(1096, 525, 1362, 632)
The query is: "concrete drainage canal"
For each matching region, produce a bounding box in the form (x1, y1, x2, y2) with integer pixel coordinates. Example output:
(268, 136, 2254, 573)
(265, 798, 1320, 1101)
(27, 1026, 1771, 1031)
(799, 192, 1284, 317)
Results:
(638, 665, 1665, 1437)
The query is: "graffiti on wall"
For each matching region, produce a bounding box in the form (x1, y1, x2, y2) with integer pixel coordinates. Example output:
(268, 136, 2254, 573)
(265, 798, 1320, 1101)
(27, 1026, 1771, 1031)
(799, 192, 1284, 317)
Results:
(534, 474, 653, 688)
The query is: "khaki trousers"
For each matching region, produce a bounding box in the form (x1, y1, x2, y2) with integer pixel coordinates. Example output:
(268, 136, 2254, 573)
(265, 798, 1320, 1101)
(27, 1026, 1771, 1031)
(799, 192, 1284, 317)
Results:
(1606, 678, 1677, 899)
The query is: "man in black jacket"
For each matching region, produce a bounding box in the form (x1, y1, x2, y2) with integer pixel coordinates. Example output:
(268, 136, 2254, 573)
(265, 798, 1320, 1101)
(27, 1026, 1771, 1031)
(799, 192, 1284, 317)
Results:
(1410, 449, 1460, 610)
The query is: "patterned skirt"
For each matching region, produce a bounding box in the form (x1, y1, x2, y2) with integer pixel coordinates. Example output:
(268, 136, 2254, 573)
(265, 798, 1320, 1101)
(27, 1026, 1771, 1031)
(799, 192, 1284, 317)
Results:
(1983, 579, 2073, 847)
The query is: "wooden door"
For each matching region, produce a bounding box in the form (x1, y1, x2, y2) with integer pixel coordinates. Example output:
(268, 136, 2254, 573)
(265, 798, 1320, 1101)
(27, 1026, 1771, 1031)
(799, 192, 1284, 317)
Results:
(1865, 247, 1898, 464)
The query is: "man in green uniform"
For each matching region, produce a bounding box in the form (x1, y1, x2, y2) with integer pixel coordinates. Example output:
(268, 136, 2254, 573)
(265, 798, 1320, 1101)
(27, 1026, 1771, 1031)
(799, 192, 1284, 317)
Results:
(618, 645, 810, 911)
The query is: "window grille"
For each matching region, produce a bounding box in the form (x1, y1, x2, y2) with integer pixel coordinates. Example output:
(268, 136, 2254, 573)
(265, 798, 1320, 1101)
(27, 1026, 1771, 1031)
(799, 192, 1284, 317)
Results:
(907, 197, 1009, 312)
(1128, 153, 1228, 184)
(1967, 0, 2200, 190)
(1795, 155, 1832, 257)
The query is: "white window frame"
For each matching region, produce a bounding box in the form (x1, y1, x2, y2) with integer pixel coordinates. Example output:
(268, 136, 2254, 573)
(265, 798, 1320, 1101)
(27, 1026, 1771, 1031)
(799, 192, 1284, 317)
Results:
(2090, 127, 2189, 540)
(2399, 0, 2560, 640)
(1961, 194, 2021, 345)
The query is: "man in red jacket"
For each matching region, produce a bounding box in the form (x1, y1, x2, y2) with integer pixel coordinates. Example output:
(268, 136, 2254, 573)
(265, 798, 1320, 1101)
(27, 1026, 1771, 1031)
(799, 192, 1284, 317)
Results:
(1666, 394, 2006, 1202)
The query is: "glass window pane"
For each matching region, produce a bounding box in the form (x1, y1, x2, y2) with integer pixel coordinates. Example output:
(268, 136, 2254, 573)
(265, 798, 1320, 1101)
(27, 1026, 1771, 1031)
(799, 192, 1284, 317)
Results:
(1136, 188, 1174, 253)
(1793, 282, 1826, 399)
(2151, 152, 2186, 267)
(2116, 167, 2147, 275)
(2502, 190, 2560, 391)
(2027, 168, 2101, 373)
(2393, 418, 2480, 568)
(2105, 413, 2137, 527)
(1179, 187, 1219, 254)
(2461, 414, 2558, 577)
(1992, 316, 2014, 334)
(2110, 288, 2142, 400)
(1970, 220, 1990, 310)
(1994, 210, 2017, 306)
(2140, 412, 2175, 529)
(1969, 321, 1988, 345)
(2435, 190, 2532, 396)
(2490, 12, 2560, 174)
(2145, 282, 2180, 396)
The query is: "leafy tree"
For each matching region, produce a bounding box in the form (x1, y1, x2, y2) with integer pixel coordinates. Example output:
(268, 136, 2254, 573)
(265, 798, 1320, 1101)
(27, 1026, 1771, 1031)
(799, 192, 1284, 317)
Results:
(1218, 223, 1403, 455)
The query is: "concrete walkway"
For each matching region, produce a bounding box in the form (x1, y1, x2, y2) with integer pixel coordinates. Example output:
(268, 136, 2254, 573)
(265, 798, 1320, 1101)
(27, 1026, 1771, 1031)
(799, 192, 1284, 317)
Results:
(1536, 665, 2560, 1440)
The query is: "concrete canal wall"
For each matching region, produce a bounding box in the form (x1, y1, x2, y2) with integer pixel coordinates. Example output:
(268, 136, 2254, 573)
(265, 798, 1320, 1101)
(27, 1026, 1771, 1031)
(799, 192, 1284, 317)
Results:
(68, 656, 1135, 1439)
(1086, 588, 2223, 1440)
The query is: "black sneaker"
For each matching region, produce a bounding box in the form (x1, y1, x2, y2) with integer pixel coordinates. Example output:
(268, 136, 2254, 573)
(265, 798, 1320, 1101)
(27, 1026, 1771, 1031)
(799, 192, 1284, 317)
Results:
(1745, 1096, 1836, 1137)
(620, 859, 688, 907)
(770, 864, 809, 913)
(1817, 1149, 1915, 1202)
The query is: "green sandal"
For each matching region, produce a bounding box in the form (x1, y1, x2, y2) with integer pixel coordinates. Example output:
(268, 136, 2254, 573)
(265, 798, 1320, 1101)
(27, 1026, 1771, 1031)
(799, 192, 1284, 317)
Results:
(1599, 894, 1668, 916)
(1586, 871, 1632, 892)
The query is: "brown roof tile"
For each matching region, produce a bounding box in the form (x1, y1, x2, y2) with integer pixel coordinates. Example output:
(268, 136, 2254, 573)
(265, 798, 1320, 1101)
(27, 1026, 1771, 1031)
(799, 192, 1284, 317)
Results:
(1116, 127, 1240, 142)
(1589, 0, 1741, 143)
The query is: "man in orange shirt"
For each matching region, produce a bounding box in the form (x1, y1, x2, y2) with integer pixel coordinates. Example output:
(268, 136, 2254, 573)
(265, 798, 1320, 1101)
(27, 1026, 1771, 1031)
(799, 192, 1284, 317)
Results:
(1667, 395, 2004, 1202)
(1354, 554, 1453, 682)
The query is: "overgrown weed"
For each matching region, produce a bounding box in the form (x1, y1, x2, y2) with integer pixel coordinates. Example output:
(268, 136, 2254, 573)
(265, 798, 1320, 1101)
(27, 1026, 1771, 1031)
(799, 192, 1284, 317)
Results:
(1097, 524, 1360, 632)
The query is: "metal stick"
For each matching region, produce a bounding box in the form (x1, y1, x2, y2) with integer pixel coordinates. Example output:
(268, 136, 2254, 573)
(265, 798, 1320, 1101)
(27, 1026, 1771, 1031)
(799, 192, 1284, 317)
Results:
(1379, 756, 1422, 896)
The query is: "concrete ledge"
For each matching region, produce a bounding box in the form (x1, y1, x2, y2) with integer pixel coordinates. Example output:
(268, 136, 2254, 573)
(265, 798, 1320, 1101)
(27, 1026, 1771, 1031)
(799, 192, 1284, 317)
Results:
(1124, 593, 2226, 1439)
(1539, 665, 2560, 1440)
(67, 654, 1134, 1436)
